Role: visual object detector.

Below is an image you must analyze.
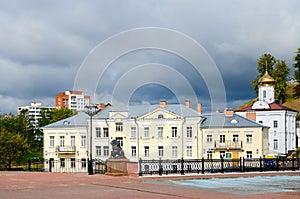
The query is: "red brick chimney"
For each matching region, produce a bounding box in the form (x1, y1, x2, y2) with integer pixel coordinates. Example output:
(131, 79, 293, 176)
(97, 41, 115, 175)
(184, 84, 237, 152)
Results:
(197, 103, 202, 114)
(185, 100, 190, 108)
(246, 111, 256, 122)
(159, 100, 167, 107)
(225, 109, 234, 117)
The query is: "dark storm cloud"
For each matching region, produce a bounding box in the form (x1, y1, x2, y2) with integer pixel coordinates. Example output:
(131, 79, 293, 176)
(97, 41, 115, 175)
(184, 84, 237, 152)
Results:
(0, 0, 300, 113)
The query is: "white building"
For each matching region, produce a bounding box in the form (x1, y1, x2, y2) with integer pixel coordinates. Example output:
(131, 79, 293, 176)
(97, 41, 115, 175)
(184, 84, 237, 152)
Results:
(18, 102, 55, 128)
(236, 70, 298, 156)
(297, 121, 300, 149)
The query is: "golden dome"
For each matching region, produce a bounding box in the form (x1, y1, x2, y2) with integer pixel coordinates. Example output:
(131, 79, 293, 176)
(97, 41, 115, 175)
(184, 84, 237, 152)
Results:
(258, 70, 275, 86)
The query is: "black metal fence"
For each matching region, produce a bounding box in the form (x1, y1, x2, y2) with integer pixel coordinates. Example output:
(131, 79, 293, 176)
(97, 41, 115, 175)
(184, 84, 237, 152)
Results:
(46, 159, 106, 174)
(138, 157, 300, 176)
(0, 158, 107, 174)
(0, 159, 44, 172)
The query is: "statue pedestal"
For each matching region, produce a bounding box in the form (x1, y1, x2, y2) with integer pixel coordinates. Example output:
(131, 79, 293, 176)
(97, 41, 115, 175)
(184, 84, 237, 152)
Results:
(106, 158, 129, 176)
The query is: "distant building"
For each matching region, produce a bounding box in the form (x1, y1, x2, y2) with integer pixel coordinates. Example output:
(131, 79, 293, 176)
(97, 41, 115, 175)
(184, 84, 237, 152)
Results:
(287, 77, 298, 85)
(236, 69, 298, 156)
(56, 91, 90, 111)
(18, 102, 55, 128)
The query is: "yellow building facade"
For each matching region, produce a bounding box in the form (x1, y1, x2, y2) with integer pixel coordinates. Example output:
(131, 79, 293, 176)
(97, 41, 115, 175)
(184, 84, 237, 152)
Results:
(43, 101, 269, 172)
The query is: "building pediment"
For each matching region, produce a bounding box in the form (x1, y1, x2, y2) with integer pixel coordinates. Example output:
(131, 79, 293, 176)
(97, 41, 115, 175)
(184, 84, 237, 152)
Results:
(109, 111, 128, 119)
(138, 108, 181, 120)
(252, 100, 270, 109)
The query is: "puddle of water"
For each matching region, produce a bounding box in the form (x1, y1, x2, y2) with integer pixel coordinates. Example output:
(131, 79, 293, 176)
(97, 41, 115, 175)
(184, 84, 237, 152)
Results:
(153, 175, 300, 195)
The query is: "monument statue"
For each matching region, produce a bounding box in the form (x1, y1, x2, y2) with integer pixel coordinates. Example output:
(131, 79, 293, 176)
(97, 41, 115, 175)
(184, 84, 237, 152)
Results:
(110, 139, 126, 159)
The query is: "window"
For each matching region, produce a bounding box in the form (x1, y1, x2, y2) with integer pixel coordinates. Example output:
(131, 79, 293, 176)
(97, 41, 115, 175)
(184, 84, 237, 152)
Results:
(172, 146, 178, 158)
(158, 146, 164, 157)
(259, 121, 263, 124)
(96, 146, 101, 156)
(116, 122, 123, 132)
(220, 151, 225, 158)
(70, 136, 75, 146)
(207, 150, 212, 159)
(130, 127, 136, 138)
(81, 136, 86, 147)
(273, 120, 278, 128)
(71, 158, 75, 168)
(186, 127, 192, 138)
(96, 127, 101, 138)
(246, 151, 252, 159)
(49, 158, 54, 169)
(246, 134, 252, 143)
(263, 90, 266, 98)
(60, 158, 65, 168)
(131, 146, 136, 157)
(144, 146, 149, 157)
(49, 136, 54, 147)
(103, 146, 109, 156)
(103, 128, 109, 138)
(233, 135, 239, 142)
(144, 127, 149, 138)
(81, 159, 86, 168)
(158, 114, 164, 119)
(225, 153, 232, 159)
(273, 139, 278, 150)
(220, 135, 225, 143)
(187, 146, 192, 157)
(157, 127, 163, 138)
(206, 135, 212, 143)
(116, 137, 123, 147)
(171, 127, 177, 138)
(60, 136, 65, 147)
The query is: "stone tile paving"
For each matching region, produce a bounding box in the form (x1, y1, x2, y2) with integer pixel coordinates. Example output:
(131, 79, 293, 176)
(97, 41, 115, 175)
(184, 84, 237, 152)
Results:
(0, 172, 299, 199)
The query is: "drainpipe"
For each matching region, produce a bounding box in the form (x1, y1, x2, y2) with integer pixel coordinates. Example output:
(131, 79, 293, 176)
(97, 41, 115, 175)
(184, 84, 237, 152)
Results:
(196, 118, 201, 159)
(105, 118, 110, 158)
(134, 118, 140, 161)
(285, 110, 287, 155)
(199, 116, 207, 158)
(181, 117, 186, 158)
(262, 127, 265, 157)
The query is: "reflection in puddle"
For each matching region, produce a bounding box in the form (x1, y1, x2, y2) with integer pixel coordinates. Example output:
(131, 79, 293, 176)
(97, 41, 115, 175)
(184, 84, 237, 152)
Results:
(154, 175, 300, 195)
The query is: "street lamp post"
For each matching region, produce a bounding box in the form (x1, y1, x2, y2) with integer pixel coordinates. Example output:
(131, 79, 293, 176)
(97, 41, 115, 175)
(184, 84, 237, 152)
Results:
(84, 105, 99, 175)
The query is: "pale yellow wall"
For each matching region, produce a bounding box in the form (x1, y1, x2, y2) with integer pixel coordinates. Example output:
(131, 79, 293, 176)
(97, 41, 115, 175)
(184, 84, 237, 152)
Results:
(43, 126, 88, 172)
(43, 109, 270, 173)
(201, 127, 268, 159)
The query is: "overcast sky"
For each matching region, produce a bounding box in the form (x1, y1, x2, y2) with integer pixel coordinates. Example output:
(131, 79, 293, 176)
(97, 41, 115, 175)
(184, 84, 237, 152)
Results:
(1, 0, 300, 114)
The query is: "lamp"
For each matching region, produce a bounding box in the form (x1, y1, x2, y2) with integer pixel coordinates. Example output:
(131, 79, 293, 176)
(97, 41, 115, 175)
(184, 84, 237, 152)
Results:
(84, 105, 99, 175)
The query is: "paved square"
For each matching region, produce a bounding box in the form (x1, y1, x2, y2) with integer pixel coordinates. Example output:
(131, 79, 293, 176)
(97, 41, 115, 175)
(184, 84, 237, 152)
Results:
(0, 172, 300, 199)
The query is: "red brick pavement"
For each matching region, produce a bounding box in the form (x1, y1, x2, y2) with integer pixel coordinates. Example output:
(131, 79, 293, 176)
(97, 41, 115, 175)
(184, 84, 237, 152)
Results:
(0, 172, 299, 199)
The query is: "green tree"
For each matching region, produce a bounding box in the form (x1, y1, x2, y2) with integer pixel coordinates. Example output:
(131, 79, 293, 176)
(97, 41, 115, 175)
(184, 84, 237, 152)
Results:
(293, 48, 300, 82)
(49, 107, 76, 124)
(252, 53, 290, 103)
(273, 60, 290, 103)
(38, 107, 76, 128)
(251, 53, 276, 94)
(0, 129, 29, 167)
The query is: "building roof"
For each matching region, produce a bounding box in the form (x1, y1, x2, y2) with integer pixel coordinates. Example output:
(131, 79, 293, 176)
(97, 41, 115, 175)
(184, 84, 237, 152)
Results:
(43, 112, 88, 128)
(43, 104, 201, 128)
(236, 102, 297, 112)
(258, 70, 275, 86)
(95, 104, 201, 119)
(201, 113, 264, 128)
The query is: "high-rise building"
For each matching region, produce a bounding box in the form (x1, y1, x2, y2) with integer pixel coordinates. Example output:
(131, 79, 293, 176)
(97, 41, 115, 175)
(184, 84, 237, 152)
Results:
(18, 102, 55, 128)
(56, 91, 90, 111)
